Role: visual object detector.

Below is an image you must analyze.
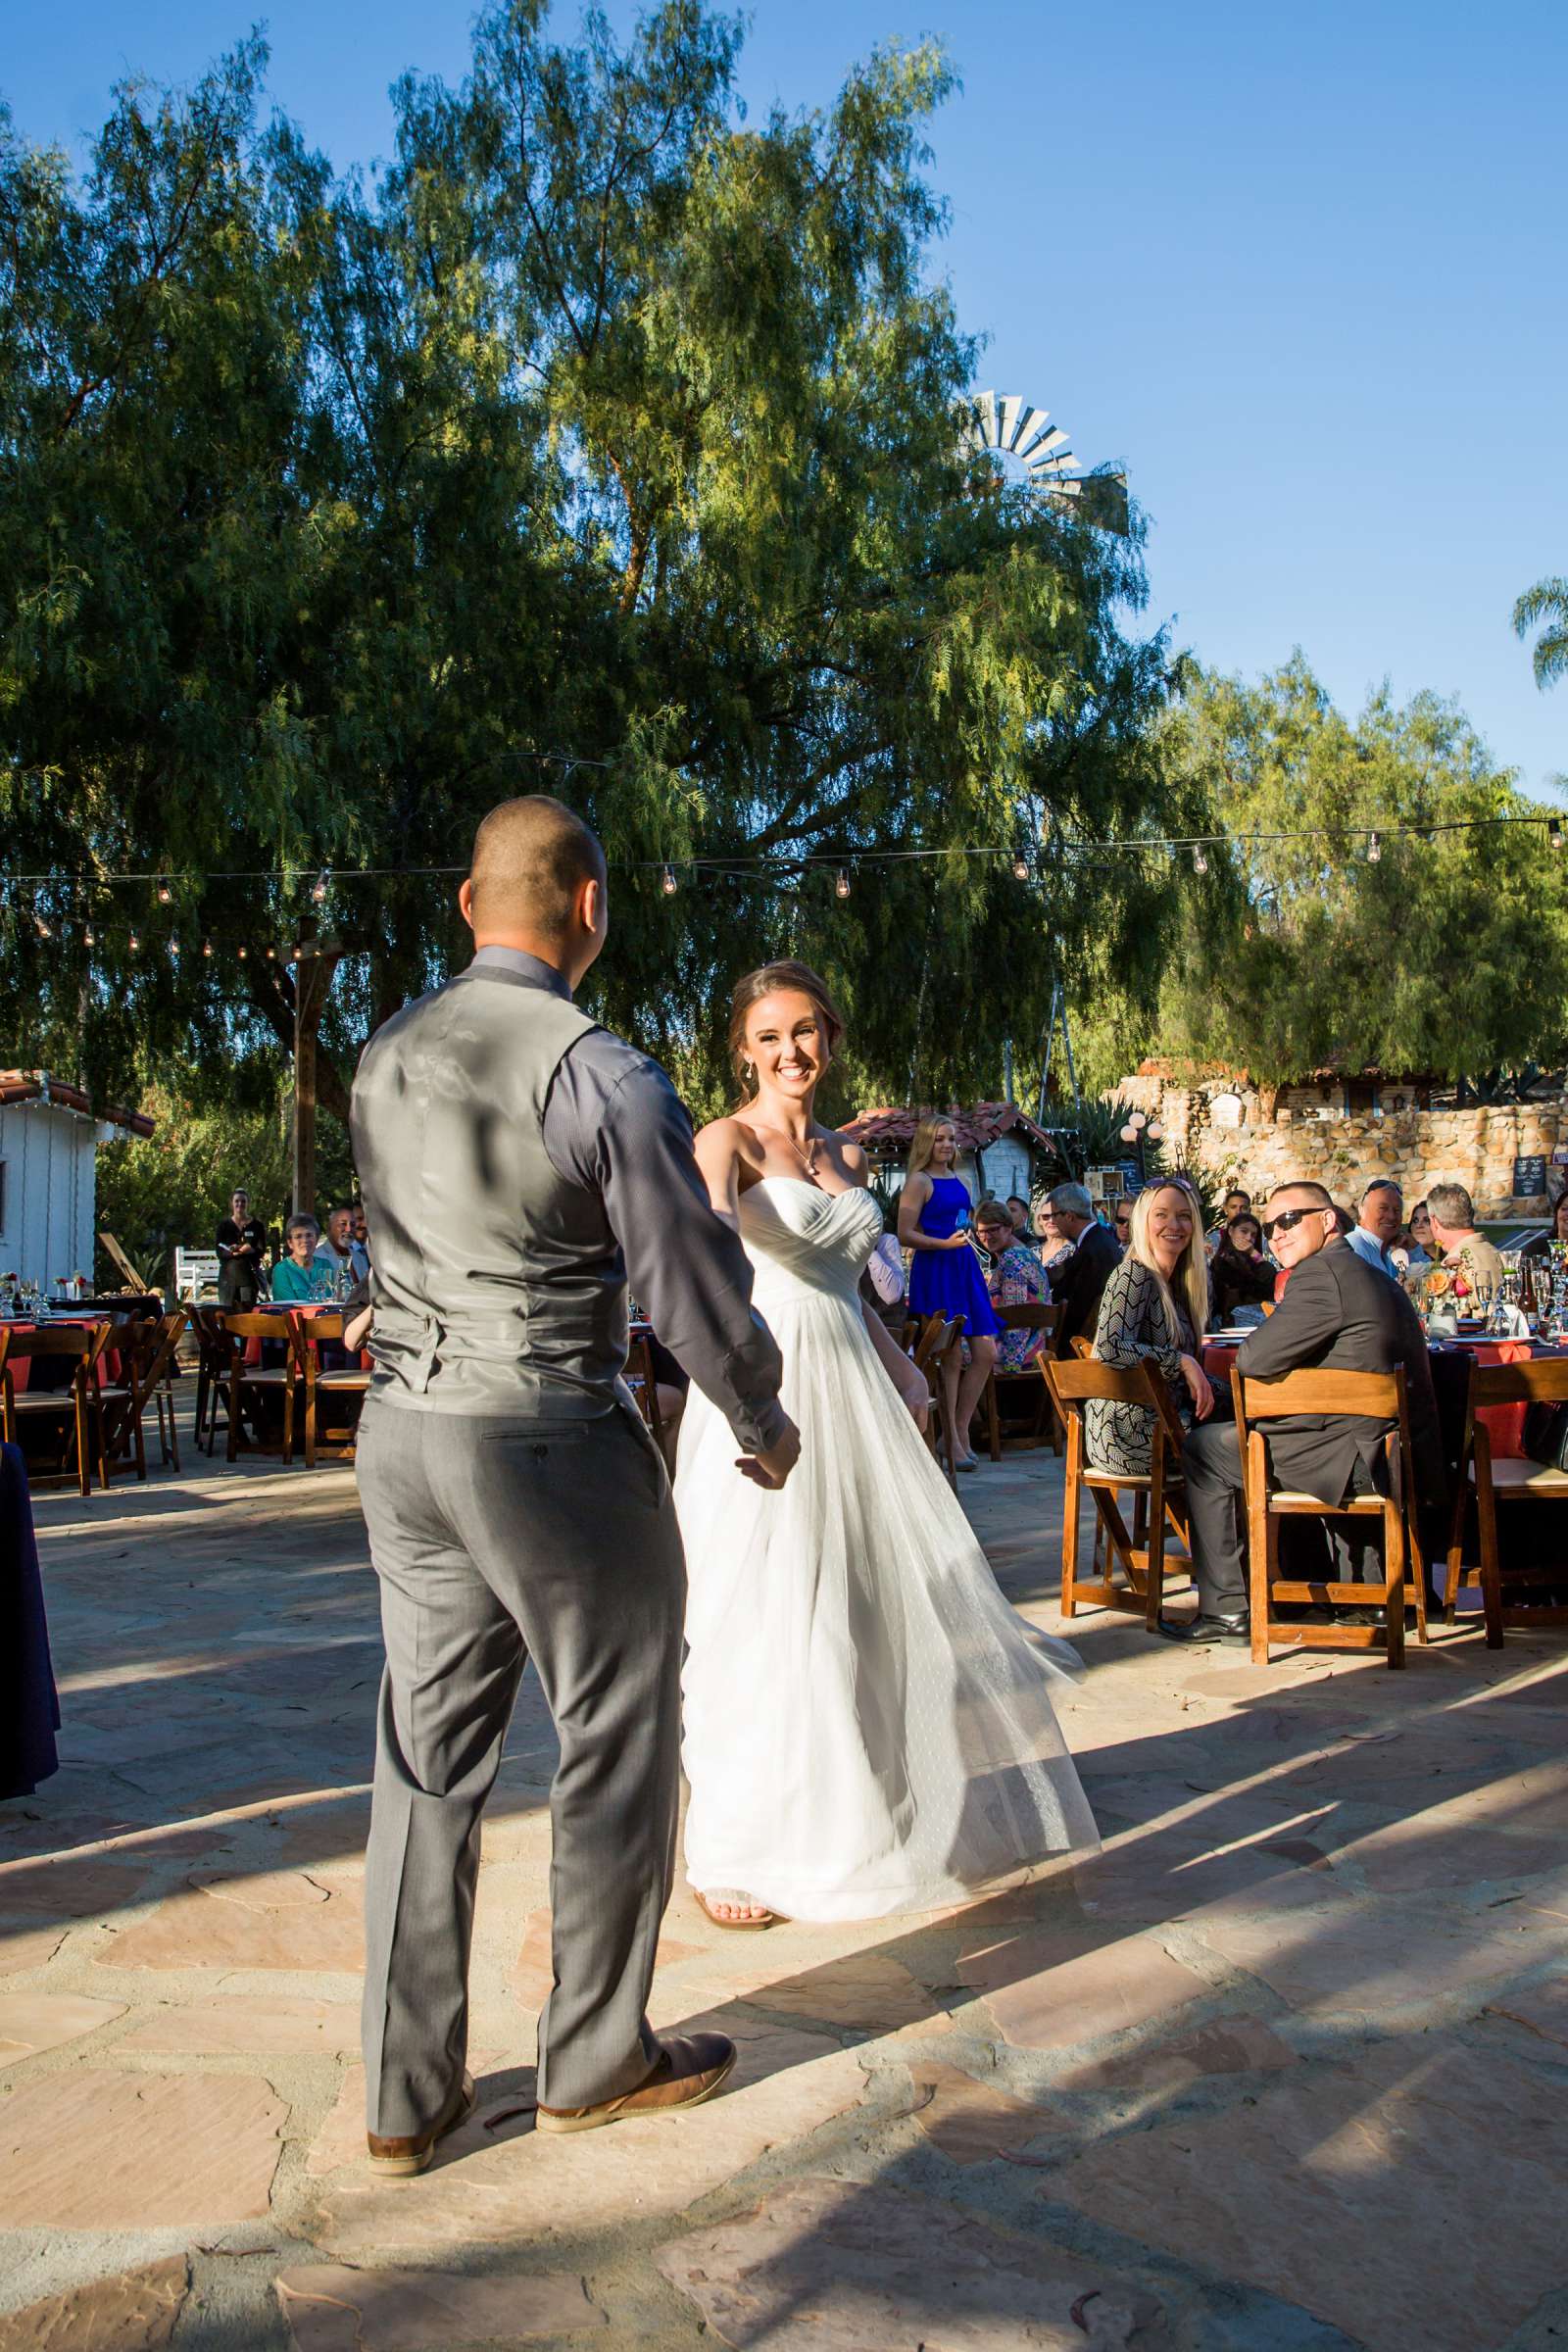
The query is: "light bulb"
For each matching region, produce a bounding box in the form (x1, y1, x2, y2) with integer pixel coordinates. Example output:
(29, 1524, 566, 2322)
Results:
(1012, 854, 1030, 881)
(83, 925, 95, 947)
(127, 930, 140, 952)
(1192, 846, 1208, 875)
(661, 865, 677, 897)
(202, 939, 213, 958)
(237, 945, 248, 960)
(266, 944, 276, 959)
(1119, 1124, 1138, 1144)
(156, 876, 172, 904)
(1551, 818, 1564, 852)
(1367, 831, 1382, 862)
(312, 868, 330, 903)
(834, 868, 851, 900)
(34, 913, 52, 940)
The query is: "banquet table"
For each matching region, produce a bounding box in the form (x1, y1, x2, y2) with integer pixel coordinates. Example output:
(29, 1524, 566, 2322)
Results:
(0, 1441, 59, 1796)
(2, 1315, 124, 1396)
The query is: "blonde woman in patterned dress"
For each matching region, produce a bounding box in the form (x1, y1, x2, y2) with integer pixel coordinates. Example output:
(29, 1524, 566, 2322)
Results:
(1086, 1183, 1215, 1475)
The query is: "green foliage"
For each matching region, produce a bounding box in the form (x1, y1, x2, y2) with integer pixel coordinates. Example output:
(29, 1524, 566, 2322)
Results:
(1128, 657, 1568, 1085)
(1513, 576, 1568, 691)
(93, 1066, 356, 1286)
(1, 4, 1188, 1143)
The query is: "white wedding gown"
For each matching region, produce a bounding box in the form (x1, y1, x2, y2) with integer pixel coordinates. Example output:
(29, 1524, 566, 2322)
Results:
(675, 1178, 1099, 1921)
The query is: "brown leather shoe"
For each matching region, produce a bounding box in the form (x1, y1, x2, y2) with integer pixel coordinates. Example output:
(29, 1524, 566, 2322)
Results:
(366, 2069, 476, 2178)
(535, 2033, 737, 2136)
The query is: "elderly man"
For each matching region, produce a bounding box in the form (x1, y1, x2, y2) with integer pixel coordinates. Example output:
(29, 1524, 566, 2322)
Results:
(1165, 1178, 1441, 1645)
(1345, 1178, 1402, 1277)
(315, 1204, 369, 1292)
(1426, 1181, 1504, 1298)
(1047, 1183, 1122, 1357)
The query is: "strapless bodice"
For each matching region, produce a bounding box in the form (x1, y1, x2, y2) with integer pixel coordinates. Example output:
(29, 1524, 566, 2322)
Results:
(737, 1179, 883, 1312)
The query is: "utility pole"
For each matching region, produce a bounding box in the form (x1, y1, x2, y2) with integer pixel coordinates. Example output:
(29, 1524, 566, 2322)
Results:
(291, 917, 340, 1216)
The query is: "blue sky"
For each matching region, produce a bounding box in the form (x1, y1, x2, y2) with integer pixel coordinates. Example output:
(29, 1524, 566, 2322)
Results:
(7, 0, 1565, 797)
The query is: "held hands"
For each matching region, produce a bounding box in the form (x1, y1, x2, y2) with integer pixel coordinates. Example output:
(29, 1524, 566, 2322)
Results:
(738, 1413, 802, 1490)
(1179, 1352, 1215, 1422)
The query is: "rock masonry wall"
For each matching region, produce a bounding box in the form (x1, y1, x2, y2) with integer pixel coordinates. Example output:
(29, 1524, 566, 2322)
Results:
(1113, 1070, 1566, 1219)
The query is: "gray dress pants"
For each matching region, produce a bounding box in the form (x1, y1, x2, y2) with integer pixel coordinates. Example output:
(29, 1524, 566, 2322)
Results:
(355, 1397, 685, 2132)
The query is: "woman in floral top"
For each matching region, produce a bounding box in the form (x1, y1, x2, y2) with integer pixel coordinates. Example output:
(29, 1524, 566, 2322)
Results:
(973, 1201, 1051, 1368)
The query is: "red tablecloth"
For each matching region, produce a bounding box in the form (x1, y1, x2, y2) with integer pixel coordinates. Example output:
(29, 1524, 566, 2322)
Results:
(4, 1319, 122, 1396)
(1201, 1337, 1546, 1462)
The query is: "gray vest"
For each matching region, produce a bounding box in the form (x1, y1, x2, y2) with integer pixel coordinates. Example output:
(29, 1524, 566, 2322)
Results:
(351, 964, 629, 1415)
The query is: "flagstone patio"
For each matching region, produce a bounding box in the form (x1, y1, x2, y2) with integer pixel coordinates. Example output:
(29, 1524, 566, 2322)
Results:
(2, 1444, 1565, 2351)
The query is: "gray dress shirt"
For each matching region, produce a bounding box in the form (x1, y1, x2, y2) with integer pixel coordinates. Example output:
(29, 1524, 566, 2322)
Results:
(471, 948, 786, 1452)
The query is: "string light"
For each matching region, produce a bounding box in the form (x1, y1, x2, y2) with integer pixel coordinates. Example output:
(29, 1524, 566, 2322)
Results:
(156, 876, 172, 904)
(236, 945, 248, 960)
(202, 939, 213, 958)
(661, 864, 678, 897)
(265, 944, 276, 959)
(127, 930, 140, 952)
(1012, 853, 1030, 880)
(1192, 846, 1208, 875)
(835, 867, 852, 899)
(34, 913, 52, 940)
(1367, 831, 1382, 862)
(82, 923, 95, 947)
(1551, 818, 1564, 852)
(312, 869, 330, 902)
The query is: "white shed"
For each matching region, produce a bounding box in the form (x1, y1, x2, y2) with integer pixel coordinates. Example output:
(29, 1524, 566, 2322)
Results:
(0, 1071, 154, 1292)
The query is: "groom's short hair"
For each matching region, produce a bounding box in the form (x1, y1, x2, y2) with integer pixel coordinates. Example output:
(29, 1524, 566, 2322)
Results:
(469, 796, 608, 939)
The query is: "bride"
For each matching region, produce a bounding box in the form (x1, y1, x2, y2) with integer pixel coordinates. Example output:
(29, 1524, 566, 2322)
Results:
(674, 960, 1099, 1928)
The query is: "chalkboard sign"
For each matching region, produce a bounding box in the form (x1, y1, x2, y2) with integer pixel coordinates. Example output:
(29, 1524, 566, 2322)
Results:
(1512, 1153, 1547, 1199)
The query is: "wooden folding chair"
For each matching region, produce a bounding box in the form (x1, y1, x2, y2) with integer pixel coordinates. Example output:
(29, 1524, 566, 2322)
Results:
(218, 1312, 299, 1462)
(189, 1305, 234, 1455)
(1445, 1355, 1568, 1644)
(92, 1309, 187, 1485)
(981, 1303, 1059, 1458)
(0, 1326, 94, 1494)
(289, 1311, 371, 1467)
(625, 1334, 668, 1455)
(1234, 1365, 1427, 1670)
(1043, 1356, 1193, 1629)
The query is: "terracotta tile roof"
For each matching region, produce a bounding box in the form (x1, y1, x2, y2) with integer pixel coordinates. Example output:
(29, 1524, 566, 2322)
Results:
(841, 1101, 1066, 1153)
(0, 1070, 155, 1138)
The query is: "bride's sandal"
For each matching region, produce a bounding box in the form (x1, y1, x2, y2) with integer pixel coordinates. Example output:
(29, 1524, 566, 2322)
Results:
(695, 1888, 778, 1932)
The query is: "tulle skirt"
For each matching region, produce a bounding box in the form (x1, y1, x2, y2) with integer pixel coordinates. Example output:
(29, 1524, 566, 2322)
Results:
(674, 1287, 1098, 1921)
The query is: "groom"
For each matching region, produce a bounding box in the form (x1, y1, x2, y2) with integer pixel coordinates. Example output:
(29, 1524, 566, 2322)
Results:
(351, 796, 800, 2172)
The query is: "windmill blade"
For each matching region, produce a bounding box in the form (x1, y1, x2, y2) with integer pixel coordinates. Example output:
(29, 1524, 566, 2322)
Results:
(1013, 412, 1055, 461)
(999, 393, 1027, 451)
(976, 388, 1000, 447)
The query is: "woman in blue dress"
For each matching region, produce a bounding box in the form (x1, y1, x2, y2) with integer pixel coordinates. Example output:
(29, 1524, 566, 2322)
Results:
(898, 1117, 999, 1470)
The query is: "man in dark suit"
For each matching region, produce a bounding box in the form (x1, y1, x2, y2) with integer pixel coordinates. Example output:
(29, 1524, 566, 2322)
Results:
(1048, 1185, 1123, 1356)
(1164, 1179, 1442, 1644)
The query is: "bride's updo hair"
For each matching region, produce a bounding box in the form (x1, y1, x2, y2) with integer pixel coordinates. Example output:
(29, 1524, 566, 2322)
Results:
(728, 961, 846, 1086)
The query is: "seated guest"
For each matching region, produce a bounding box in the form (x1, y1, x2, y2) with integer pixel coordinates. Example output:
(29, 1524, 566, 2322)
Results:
(315, 1204, 369, 1292)
(973, 1200, 1051, 1368)
(1346, 1179, 1402, 1276)
(351, 1200, 370, 1261)
(1035, 1200, 1076, 1278)
(1405, 1199, 1435, 1264)
(1168, 1179, 1443, 1645)
(1206, 1188, 1251, 1256)
(1209, 1213, 1276, 1324)
(1048, 1183, 1123, 1355)
(1521, 1193, 1568, 1260)
(272, 1216, 335, 1301)
(1426, 1181, 1504, 1298)
(858, 1229, 908, 1337)
(1007, 1195, 1043, 1254)
(1086, 1182, 1214, 1474)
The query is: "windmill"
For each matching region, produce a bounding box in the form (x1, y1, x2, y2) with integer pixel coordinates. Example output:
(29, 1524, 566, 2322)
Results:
(959, 390, 1129, 533)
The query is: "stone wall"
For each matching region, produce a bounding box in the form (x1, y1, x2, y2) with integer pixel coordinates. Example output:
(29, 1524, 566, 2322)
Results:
(1114, 1069, 1566, 1220)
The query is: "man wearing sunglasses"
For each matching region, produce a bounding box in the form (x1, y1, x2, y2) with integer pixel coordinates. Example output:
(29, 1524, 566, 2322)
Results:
(1165, 1179, 1441, 1644)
